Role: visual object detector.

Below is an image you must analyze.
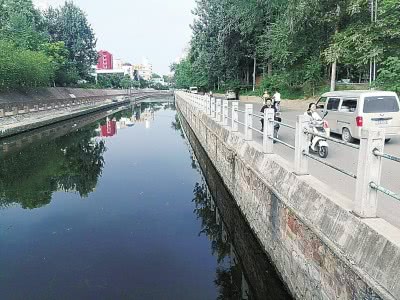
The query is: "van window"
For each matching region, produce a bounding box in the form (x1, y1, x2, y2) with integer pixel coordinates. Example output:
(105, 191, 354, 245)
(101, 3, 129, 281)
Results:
(340, 98, 357, 112)
(363, 96, 399, 113)
(327, 98, 340, 111)
(316, 97, 327, 109)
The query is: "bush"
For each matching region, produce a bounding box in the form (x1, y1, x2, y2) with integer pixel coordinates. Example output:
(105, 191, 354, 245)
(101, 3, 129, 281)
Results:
(377, 57, 400, 92)
(0, 40, 54, 90)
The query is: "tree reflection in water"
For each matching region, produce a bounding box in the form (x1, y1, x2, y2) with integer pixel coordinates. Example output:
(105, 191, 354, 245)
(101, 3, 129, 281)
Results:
(0, 102, 175, 210)
(0, 125, 106, 209)
(193, 180, 245, 299)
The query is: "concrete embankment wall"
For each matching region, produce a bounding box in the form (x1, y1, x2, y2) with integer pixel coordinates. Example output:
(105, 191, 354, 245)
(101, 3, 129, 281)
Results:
(1, 106, 126, 155)
(0, 87, 128, 107)
(176, 92, 400, 300)
(0, 100, 130, 138)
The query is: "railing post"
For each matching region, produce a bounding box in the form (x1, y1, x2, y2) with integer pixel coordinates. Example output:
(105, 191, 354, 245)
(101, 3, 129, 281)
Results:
(231, 101, 239, 132)
(216, 99, 222, 122)
(222, 100, 228, 126)
(263, 108, 275, 154)
(294, 115, 310, 175)
(354, 128, 385, 218)
(207, 96, 211, 115)
(211, 97, 216, 118)
(244, 104, 253, 141)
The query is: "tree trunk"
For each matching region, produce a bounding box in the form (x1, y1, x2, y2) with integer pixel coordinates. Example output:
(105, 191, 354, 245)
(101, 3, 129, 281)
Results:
(330, 61, 337, 92)
(267, 61, 272, 76)
(253, 54, 256, 92)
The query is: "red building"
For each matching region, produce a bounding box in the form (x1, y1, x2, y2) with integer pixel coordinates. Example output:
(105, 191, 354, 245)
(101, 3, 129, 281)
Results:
(97, 50, 113, 69)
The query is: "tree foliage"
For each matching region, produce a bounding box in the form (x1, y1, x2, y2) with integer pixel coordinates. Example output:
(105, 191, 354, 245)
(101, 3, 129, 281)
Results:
(44, 1, 97, 80)
(173, 0, 400, 96)
(0, 40, 54, 90)
(0, 0, 97, 90)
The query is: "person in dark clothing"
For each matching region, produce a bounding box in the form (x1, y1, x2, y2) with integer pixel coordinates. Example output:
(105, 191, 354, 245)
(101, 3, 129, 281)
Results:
(260, 98, 280, 140)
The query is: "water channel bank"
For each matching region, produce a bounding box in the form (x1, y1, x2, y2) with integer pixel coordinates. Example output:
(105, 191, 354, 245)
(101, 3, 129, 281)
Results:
(0, 90, 172, 138)
(176, 92, 400, 300)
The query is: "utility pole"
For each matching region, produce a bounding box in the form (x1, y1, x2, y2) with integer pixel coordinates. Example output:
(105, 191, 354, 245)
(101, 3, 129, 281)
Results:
(330, 4, 340, 92)
(330, 60, 337, 92)
(253, 53, 256, 92)
(369, 0, 378, 86)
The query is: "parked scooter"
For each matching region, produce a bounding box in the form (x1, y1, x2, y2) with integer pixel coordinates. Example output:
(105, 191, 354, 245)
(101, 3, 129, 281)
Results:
(308, 112, 330, 158)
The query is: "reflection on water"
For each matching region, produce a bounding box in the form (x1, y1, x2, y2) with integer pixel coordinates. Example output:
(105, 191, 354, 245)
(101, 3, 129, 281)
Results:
(0, 122, 106, 209)
(179, 111, 292, 299)
(0, 101, 175, 210)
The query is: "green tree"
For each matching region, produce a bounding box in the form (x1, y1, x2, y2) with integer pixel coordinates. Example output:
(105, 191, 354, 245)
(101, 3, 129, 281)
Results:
(44, 1, 97, 80)
(179, 0, 400, 96)
(40, 41, 71, 85)
(0, 40, 54, 90)
(120, 75, 132, 89)
(377, 57, 400, 91)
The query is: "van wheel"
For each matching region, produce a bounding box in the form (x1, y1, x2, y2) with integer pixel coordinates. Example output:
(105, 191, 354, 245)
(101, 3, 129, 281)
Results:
(385, 138, 391, 143)
(342, 128, 354, 143)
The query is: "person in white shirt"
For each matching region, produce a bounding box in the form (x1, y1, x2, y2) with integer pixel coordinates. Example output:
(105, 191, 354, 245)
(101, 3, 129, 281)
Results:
(272, 90, 281, 103)
(305, 103, 322, 120)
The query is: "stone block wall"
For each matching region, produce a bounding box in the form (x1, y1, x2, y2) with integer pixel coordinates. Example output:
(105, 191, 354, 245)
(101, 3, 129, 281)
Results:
(176, 92, 400, 300)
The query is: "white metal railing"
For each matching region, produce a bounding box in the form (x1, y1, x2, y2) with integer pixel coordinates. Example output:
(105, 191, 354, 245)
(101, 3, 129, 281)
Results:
(177, 91, 400, 219)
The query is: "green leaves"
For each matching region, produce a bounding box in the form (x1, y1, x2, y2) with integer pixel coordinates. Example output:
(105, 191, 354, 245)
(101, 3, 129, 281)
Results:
(0, 40, 54, 91)
(44, 1, 97, 80)
(377, 57, 400, 91)
(0, 0, 97, 89)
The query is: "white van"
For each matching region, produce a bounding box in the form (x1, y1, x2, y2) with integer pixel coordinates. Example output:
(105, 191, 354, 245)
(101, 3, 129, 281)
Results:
(189, 87, 198, 94)
(316, 90, 400, 143)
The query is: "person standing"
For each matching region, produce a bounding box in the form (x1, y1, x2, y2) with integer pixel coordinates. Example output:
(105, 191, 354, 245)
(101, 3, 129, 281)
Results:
(272, 89, 281, 118)
(260, 98, 280, 141)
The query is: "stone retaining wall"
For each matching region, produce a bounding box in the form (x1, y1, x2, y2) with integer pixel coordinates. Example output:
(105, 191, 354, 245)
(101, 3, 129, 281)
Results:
(0, 87, 128, 106)
(0, 100, 130, 138)
(176, 92, 400, 300)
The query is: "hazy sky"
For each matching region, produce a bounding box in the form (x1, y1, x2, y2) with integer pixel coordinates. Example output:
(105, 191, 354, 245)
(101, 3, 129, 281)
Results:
(33, 0, 195, 75)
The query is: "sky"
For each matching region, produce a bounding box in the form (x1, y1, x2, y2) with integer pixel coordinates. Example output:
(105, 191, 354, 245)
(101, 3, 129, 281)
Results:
(33, 0, 196, 75)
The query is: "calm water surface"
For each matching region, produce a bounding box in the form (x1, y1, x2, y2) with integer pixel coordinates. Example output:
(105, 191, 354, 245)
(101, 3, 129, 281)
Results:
(0, 99, 291, 299)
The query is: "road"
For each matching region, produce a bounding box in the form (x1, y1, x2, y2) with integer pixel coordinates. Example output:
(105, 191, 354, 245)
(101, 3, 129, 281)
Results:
(229, 101, 400, 228)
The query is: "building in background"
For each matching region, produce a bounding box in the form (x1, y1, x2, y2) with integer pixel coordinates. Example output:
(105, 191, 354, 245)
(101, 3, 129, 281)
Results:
(133, 58, 153, 81)
(113, 58, 123, 70)
(97, 50, 113, 70)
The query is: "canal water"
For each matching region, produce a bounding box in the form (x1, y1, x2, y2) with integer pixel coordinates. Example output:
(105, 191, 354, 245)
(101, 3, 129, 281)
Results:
(0, 99, 291, 299)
